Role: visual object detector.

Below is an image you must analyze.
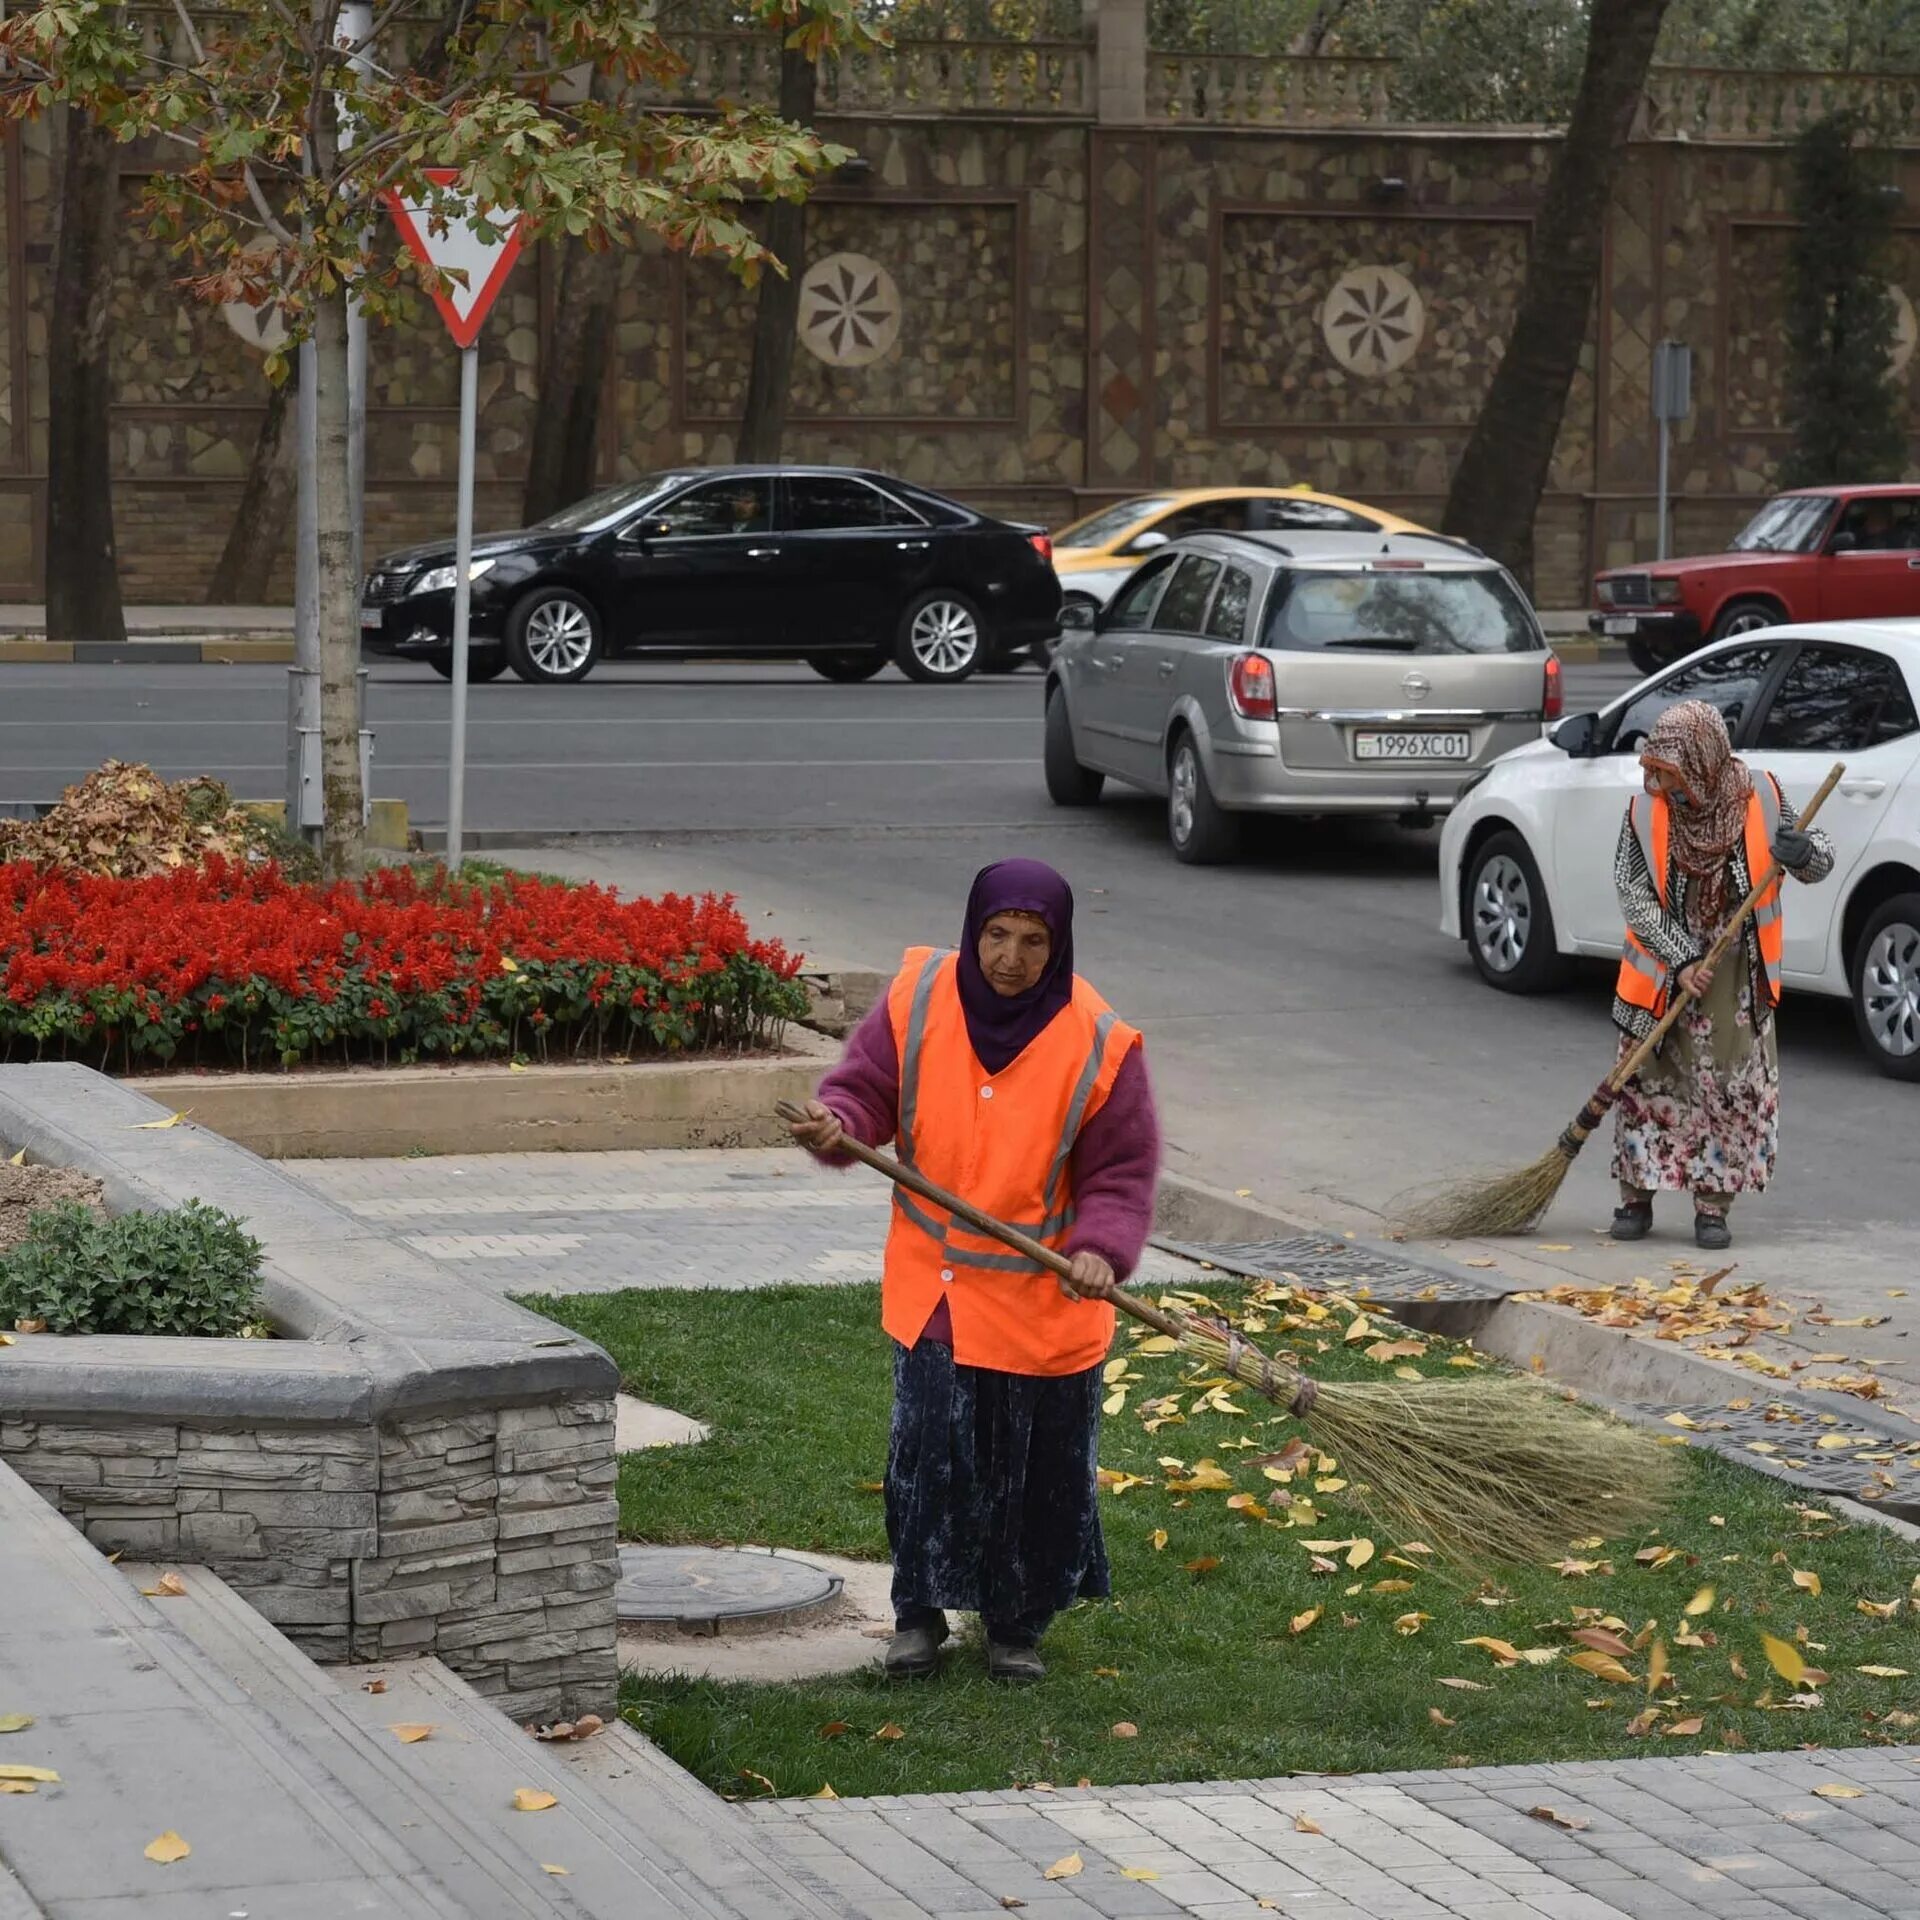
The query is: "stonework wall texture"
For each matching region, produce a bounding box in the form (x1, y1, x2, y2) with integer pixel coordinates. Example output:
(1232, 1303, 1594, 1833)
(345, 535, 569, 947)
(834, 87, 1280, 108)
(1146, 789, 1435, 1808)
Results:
(7, 109, 1920, 609)
(0, 1398, 619, 1722)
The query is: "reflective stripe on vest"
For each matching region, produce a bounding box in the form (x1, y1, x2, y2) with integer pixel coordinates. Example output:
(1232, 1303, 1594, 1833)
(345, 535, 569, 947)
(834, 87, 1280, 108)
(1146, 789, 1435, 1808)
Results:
(1617, 777, 1785, 1015)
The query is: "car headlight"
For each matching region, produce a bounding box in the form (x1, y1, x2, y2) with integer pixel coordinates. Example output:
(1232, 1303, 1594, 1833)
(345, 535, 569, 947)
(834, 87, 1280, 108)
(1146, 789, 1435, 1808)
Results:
(1595, 578, 1616, 607)
(1652, 576, 1682, 606)
(411, 557, 498, 595)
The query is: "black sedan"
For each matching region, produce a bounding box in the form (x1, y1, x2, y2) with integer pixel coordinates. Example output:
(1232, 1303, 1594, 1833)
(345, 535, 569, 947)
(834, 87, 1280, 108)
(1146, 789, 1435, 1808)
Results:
(359, 465, 1061, 685)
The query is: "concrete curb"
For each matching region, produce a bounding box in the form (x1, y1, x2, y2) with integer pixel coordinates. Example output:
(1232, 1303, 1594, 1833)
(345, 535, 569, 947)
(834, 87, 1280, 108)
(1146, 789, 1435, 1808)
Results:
(0, 636, 294, 663)
(137, 1029, 841, 1159)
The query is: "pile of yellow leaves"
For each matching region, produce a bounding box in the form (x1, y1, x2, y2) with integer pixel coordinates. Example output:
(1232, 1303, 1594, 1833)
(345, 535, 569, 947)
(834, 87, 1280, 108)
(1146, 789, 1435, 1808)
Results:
(0, 762, 283, 879)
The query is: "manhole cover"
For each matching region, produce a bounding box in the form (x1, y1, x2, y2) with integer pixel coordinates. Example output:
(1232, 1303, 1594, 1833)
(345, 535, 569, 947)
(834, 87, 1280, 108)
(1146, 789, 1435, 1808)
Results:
(614, 1545, 844, 1633)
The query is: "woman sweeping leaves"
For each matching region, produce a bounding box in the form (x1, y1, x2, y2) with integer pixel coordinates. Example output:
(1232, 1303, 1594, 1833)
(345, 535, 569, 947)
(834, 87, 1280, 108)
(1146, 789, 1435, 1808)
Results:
(1610, 701, 1831, 1251)
(786, 859, 1160, 1684)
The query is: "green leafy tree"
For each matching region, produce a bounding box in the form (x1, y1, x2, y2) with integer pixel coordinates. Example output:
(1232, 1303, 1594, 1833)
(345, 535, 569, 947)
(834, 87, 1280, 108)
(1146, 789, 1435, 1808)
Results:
(1782, 113, 1908, 488)
(0, 0, 864, 874)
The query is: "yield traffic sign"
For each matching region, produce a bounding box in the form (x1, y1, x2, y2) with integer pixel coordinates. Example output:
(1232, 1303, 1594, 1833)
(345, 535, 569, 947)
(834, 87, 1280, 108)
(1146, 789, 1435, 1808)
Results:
(384, 168, 523, 349)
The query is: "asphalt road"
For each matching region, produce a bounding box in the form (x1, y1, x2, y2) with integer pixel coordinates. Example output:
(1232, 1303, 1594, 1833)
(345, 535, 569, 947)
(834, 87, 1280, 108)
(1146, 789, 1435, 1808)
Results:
(5, 653, 1916, 1386)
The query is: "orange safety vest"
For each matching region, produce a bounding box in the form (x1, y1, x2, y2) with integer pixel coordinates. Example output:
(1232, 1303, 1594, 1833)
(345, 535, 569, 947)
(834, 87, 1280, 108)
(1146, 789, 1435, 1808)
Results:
(1617, 774, 1784, 1020)
(882, 946, 1141, 1377)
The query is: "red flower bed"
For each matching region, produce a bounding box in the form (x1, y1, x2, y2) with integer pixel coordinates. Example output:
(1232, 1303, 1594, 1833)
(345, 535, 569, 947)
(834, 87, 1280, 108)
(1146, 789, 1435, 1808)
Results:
(0, 860, 805, 1072)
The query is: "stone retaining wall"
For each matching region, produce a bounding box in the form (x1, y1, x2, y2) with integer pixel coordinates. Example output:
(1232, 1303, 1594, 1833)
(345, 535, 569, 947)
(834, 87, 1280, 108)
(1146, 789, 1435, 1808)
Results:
(0, 1064, 621, 1721)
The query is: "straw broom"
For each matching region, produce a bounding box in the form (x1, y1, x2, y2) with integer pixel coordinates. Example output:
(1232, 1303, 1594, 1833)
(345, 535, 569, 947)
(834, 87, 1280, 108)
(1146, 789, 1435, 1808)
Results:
(1401, 759, 1846, 1242)
(777, 1102, 1680, 1567)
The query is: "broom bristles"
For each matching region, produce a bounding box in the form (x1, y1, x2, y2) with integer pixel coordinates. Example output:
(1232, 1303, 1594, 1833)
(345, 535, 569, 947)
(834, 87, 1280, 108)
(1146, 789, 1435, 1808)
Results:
(1174, 1312, 1680, 1567)
(1394, 1142, 1575, 1241)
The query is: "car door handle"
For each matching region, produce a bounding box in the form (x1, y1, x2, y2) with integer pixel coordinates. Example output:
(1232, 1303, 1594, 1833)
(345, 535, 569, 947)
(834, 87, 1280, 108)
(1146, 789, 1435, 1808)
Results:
(1099, 655, 1127, 672)
(1839, 778, 1886, 798)
(746, 547, 780, 560)
(1157, 659, 1177, 677)
(1908, 557, 1920, 570)
(896, 540, 931, 552)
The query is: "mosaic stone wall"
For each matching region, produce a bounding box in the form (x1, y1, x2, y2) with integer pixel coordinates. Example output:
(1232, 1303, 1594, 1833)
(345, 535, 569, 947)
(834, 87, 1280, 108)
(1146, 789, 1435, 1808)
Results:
(6, 113, 1919, 608)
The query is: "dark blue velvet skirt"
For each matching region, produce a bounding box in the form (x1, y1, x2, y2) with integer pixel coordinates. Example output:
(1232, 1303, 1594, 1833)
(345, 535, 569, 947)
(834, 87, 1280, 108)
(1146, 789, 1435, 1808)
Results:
(885, 1335, 1110, 1645)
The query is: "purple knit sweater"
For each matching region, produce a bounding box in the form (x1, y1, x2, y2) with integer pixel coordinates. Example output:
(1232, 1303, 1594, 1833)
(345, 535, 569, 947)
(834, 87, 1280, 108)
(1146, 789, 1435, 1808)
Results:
(813, 998, 1162, 1296)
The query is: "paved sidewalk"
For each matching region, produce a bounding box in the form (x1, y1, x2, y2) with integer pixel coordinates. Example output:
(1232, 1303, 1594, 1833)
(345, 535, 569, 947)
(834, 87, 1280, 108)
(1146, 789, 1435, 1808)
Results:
(754, 1747, 1920, 1920)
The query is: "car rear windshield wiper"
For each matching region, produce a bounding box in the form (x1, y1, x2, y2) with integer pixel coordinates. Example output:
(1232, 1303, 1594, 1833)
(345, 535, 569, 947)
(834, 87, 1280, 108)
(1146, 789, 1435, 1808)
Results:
(1317, 636, 1424, 652)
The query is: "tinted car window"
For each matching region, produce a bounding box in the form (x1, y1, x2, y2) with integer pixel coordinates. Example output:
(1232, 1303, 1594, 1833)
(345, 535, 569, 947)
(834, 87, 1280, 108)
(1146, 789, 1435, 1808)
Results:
(1731, 495, 1834, 554)
(1754, 645, 1918, 751)
(1158, 501, 1251, 541)
(1608, 645, 1780, 753)
(1249, 500, 1376, 532)
(1104, 553, 1179, 631)
(1156, 556, 1223, 634)
(543, 475, 684, 533)
(1056, 496, 1177, 549)
(1205, 565, 1254, 642)
(1261, 569, 1540, 655)
(651, 478, 772, 538)
(1834, 495, 1920, 552)
(786, 476, 923, 532)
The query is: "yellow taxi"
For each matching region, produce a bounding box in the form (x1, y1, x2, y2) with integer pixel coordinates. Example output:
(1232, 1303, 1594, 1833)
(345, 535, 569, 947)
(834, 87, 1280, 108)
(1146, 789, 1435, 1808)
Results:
(1052, 486, 1429, 612)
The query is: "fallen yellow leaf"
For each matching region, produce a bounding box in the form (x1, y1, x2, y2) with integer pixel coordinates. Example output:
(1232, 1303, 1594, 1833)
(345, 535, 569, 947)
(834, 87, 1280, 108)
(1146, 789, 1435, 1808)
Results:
(0, 1765, 59, 1784)
(1791, 1569, 1822, 1599)
(1855, 1666, 1909, 1679)
(1120, 1867, 1159, 1882)
(1646, 1639, 1669, 1697)
(512, 1789, 559, 1813)
(541, 1865, 570, 1876)
(1460, 1636, 1522, 1665)
(1149, 1529, 1168, 1552)
(1136, 1335, 1179, 1354)
(138, 1572, 187, 1599)
(0, 1782, 36, 1795)
(1665, 1717, 1704, 1737)
(1043, 1853, 1084, 1881)
(1436, 1677, 1490, 1691)
(1294, 1813, 1323, 1835)
(1167, 1464, 1233, 1493)
(144, 1832, 191, 1865)
(1813, 1784, 1866, 1800)
(0, 1716, 33, 1735)
(1290, 1608, 1323, 1636)
(5, 1147, 22, 1165)
(813, 1784, 839, 1800)
(1110, 1722, 1139, 1739)
(129, 1110, 192, 1130)
(1527, 1806, 1589, 1831)
(872, 1722, 906, 1742)
(1684, 1586, 1716, 1617)
(1346, 1539, 1375, 1570)
(1760, 1634, 1807, 1687)
(1568, 1650, 1635, 1685)
(1663, 1412, 1699, 1430)
(390, 1724, 434, 1744)
(1395, 1613, 1430, 1635)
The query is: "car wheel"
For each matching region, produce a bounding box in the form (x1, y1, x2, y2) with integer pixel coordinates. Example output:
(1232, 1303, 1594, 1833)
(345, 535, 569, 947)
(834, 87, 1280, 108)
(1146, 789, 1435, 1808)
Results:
(808, 652, 887, 683)
(1167, 731, 1239, 865)
(1708, 598, 1783, 645)
(1851, 893, 1920, 1081)
(1465, 830, 1572, 994)
(896, 590, 986, 683)
(505, 587, 602, 684)
(428, 647, 508, 683)
(1626, 635, 1669, 677)
(1044, 688, 1103, 807)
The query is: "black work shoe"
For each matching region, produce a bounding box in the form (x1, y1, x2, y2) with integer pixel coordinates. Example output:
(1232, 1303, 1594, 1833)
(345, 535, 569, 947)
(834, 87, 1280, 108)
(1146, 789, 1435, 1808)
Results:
(884, 1616, 949, 1680)
(1694, 1212, 1732, 1252)
(986, 1642, 1046, 1685)
(1609, 1202, 1654, 1242)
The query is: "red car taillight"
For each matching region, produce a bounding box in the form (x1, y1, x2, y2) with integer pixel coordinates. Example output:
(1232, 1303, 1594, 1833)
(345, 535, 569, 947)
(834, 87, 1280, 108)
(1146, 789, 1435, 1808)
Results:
(1229, 653, 1277, 721)
(1029, 533, 1053, 564)
(1543, 651, 1563, 721)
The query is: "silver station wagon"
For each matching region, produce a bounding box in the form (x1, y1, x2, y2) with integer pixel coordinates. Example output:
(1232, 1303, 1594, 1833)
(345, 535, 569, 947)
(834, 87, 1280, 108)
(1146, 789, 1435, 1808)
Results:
(1043, 530, 1561, 863)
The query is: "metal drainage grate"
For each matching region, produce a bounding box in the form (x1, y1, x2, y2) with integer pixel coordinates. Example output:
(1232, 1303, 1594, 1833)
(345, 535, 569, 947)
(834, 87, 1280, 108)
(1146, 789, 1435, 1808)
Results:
(1154, 1234, 1520, 1305)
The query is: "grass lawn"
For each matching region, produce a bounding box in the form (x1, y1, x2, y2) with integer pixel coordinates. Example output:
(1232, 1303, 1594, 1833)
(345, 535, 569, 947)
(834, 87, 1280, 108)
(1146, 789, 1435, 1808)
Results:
(528, 1280, 1920, 1800)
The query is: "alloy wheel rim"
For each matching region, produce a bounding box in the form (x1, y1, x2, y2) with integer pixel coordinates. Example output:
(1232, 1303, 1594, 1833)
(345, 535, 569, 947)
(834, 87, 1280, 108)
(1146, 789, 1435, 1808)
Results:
(526, 599, 594, 674)
(1862, 921, 1920, 1058)
(910, 601, 980, 676)
(1472, 854, 1532, 973)
(1170, 747, 1197, 845)
(1724, 610, 1773, 636)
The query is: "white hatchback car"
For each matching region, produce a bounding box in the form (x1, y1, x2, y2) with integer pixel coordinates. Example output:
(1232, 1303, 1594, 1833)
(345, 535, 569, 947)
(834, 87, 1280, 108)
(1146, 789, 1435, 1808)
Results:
(1437, 621, 1920, 1078)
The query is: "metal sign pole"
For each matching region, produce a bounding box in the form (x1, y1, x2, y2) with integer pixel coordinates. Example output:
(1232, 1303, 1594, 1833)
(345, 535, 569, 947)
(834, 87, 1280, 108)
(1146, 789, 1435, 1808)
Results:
(1656, 414, 1671, 563)
(446, 341, 478, 871)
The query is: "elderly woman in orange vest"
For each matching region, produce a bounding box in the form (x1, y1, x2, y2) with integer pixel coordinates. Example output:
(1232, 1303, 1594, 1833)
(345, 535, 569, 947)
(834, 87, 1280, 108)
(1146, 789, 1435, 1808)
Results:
(1611, 701, 1831, 1252)
(786, 859, 1159, 1684)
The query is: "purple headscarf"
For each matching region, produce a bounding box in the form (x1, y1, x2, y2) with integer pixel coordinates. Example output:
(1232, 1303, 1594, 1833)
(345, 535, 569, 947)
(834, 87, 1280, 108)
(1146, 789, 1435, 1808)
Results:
(957, 858, 1076, 1074)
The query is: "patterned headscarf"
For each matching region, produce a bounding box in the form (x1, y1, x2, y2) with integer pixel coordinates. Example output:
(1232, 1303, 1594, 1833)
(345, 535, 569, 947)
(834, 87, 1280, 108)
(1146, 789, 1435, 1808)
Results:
(1640, 699, 1753, 930)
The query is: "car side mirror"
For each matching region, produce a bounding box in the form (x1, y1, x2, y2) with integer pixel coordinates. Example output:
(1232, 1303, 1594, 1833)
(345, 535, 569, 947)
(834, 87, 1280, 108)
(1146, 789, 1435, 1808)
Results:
(1058, 602, 1098, 633)
(1551, 711, 1600, 758)
(620, 517, 668, 545)
(1126, 530, 1170, 556)
(1829, 531, 1859, 554)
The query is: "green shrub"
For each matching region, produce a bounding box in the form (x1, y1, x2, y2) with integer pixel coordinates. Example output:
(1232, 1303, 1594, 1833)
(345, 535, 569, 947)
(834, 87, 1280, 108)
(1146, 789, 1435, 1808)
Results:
(0, 1200, 265, 1336)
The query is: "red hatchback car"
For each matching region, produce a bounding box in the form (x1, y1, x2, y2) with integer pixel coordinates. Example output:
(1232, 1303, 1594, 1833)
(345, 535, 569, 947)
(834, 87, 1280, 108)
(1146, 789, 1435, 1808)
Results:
(1590, 485, 1920, 673)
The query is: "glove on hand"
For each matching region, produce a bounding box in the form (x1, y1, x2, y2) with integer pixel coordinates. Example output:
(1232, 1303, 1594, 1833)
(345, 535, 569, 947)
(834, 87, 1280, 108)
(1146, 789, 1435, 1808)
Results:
(1771, 827, 1813, 871)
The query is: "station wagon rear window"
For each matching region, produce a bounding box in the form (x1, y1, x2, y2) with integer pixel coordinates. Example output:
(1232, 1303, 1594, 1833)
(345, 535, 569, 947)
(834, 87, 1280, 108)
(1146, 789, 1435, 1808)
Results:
(1262, 570, 1543, 656)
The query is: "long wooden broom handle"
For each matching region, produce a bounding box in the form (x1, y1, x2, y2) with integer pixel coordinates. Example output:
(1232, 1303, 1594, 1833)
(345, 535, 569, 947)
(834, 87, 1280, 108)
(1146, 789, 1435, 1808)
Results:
(772, 1100, 1188, 1343)
(1606, 757, 1845, 1094)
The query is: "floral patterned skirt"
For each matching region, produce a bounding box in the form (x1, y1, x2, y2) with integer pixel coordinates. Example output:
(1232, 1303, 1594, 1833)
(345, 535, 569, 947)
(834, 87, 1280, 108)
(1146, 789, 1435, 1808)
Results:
(1612, 958, 1779, 1206)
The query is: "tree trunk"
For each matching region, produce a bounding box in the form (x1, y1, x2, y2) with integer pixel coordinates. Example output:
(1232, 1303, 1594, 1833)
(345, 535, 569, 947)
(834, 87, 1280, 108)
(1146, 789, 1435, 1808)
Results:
(520, 237, 620, 523)
(735, 41, 819, 464)
(312, 290, 366, 877)
(1439, 0, 1674, 592)
(45, 104, 126, 645)
(206, 371, 298, 604)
